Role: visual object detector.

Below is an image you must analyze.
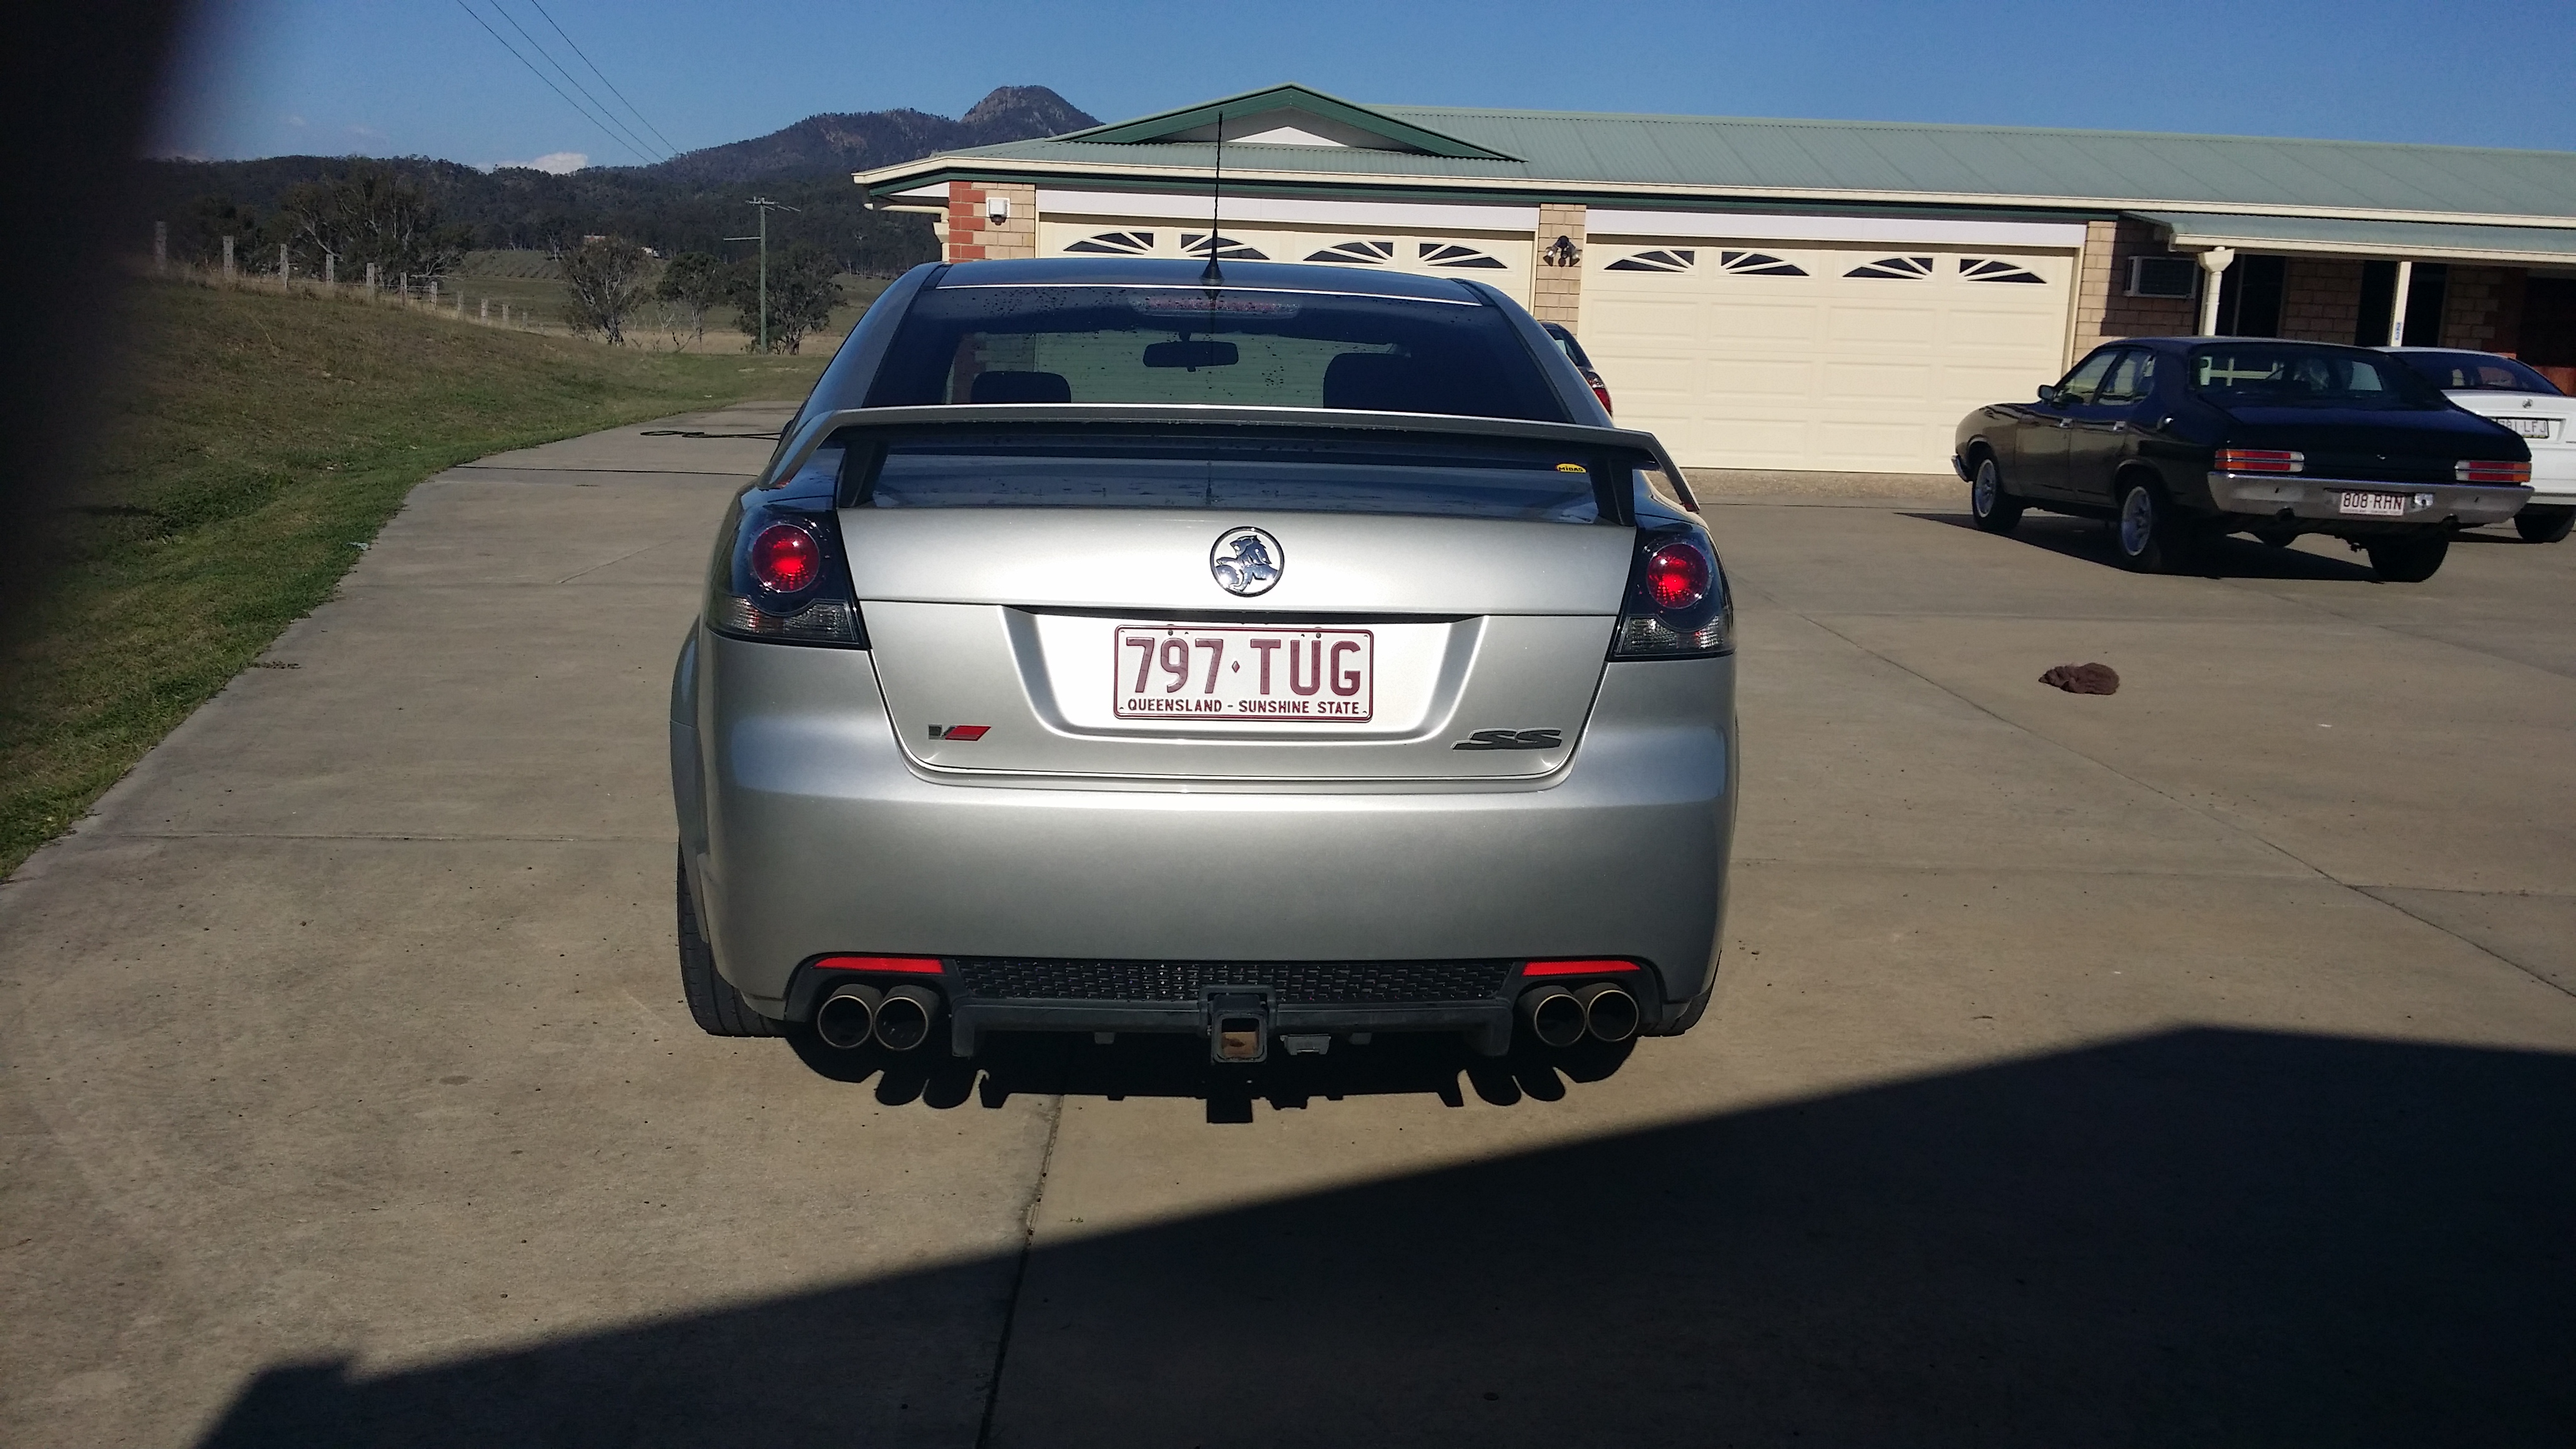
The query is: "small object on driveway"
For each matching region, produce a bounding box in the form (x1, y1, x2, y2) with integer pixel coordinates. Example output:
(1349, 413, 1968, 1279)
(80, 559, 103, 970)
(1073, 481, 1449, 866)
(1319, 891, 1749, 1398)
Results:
(2040, 662, 2120, 695)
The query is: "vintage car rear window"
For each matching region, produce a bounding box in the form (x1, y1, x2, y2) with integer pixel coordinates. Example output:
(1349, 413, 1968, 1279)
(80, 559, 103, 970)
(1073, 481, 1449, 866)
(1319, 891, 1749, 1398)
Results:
(836, 429, 1615, 522)
(2190, 345, 2448, 407)
(2393, 351, 2565, 396)
(862, 284, 1566, 422)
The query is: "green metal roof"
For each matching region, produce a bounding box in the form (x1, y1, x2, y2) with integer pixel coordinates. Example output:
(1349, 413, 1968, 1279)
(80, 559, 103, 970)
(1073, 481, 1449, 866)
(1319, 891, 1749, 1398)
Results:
(872, 86, 2576, 225)
(2132, 211, 2576, 262)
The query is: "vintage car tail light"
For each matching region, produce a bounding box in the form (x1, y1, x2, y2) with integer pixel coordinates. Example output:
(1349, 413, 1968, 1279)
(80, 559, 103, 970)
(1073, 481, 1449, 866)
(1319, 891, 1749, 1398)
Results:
(708, 500, 867, 645)
(1612, 525, 1733, 659)
(1590, 379, 1615, 414)
(2217, 448, 2305, 474)
(2456, 459, 2532, 485)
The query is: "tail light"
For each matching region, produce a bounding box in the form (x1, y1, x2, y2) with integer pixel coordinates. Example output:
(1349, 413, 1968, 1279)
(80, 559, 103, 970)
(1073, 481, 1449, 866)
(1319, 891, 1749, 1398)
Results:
(1591, 379, 1615, 414)
(708, 499, 866, 645)
(2218, 448, 2303, 474)
(2457, 459, 2531, 485)
(1522, 958, 1643, 977)
(1611, 525, 1733, 659)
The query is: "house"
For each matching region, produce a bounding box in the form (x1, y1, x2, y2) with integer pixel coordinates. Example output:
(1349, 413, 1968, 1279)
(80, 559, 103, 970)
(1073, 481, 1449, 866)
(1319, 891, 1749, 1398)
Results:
(854, 84, 2576, 474)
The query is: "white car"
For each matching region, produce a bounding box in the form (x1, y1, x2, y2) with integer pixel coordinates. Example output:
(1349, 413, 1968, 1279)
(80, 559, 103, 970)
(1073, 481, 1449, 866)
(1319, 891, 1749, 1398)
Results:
(2385, 348, 2575, 542)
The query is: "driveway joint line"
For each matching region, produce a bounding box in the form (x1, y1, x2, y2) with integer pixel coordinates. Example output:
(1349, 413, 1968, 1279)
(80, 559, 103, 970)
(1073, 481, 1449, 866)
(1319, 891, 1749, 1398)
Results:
(553, 542, 669, 585)
(2353, 886, 2576, 1001)
(975, 1091, 1063, 1449)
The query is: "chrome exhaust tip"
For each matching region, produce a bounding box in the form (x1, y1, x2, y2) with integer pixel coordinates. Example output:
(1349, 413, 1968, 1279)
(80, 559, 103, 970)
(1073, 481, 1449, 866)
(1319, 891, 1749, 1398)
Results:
(873, 983, 942, 1052)
(1520, 985, 1587, 1049)
(814, 982, 880, 1050)
(1576, 982, 1640, 1043)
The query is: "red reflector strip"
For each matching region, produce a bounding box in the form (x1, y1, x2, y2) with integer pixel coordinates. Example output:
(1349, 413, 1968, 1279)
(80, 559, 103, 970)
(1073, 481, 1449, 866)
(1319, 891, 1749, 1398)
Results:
(2217, 448, 2303, 474)
(1521, 958, 1642, 976)
(814, 955, 944, 973)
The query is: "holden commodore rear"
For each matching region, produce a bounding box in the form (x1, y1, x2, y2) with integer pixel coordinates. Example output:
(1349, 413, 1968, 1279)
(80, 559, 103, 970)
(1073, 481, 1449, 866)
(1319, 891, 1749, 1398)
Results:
(670, 258, 1737, 1065)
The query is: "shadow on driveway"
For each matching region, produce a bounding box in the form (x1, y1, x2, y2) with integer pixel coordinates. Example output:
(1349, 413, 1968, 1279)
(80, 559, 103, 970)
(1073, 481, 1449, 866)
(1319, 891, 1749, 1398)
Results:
(195, 1028, 2576, 1447)
(1905, 510, 2388, 582)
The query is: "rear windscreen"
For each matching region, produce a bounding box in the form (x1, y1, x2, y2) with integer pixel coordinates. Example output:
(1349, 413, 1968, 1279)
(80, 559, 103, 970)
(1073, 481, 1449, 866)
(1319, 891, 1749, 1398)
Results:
(861, 284, 1567, 422)
(2190, 345, 2447, 407)
(839, 429, 1616, 522)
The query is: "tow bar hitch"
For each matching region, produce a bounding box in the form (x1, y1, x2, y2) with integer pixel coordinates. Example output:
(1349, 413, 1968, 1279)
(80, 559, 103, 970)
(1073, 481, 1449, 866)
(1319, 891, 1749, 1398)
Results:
(1203, 988, 1272, 1064)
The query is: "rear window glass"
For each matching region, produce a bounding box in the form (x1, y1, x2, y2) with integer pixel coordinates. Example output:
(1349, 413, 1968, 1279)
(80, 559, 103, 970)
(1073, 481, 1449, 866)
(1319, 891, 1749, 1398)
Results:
(2190, 345, 2446, 407)
(839, 429, 1616, 522)
(2394, 351, 2564, 395)
(862, 283, 1566, 421)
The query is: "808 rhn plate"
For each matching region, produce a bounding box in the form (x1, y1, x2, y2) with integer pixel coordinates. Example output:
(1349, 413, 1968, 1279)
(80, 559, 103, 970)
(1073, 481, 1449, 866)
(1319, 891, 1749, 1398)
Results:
(1114, 625, 1373, 721)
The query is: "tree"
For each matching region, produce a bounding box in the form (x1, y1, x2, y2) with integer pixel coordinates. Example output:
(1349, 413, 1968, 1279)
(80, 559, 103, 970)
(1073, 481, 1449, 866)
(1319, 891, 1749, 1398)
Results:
(268, 162, 469, 283)
(560, 237, 651, 344)
(726, 243, 842, 354)
(654, 251, 724, 347)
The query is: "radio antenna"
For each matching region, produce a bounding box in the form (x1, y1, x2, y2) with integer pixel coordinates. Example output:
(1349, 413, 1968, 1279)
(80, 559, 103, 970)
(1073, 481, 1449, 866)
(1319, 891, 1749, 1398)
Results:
(1201, 107, 1225, 286)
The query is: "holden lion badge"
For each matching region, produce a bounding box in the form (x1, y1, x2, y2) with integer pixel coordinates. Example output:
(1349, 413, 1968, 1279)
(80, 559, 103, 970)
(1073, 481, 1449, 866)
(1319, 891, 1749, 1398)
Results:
(1209, 526, 1283, 597)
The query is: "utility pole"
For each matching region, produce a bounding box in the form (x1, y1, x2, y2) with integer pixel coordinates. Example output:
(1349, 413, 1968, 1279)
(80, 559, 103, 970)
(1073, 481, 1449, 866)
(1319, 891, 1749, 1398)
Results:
(725, 196, 798, 354)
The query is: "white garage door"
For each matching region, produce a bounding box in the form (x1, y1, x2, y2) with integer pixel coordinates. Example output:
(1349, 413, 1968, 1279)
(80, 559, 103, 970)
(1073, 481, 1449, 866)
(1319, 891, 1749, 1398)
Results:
(1038, 220, 1534, 306)
(1583, 242, 2074, 473)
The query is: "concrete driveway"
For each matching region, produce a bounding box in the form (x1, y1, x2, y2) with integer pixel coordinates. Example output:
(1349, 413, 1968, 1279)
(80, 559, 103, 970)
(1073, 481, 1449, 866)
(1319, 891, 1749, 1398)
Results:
(4, 422, 2571, 1447)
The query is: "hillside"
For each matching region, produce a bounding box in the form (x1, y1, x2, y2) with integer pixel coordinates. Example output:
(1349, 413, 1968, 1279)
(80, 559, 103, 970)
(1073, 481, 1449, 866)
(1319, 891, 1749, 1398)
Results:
(132, 86, 1096, 272)
(646, 85, 1096, 185)
(0, 276, 829, 876)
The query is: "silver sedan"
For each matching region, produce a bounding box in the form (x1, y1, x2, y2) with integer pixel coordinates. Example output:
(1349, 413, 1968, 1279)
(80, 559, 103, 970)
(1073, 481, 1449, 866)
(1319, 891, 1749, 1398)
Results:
(670, 257, 1738, 1064)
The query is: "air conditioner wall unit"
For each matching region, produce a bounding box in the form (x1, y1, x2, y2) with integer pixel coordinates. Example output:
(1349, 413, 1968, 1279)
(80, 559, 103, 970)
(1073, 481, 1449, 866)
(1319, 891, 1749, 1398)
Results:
(2129, 255, 2199, 299)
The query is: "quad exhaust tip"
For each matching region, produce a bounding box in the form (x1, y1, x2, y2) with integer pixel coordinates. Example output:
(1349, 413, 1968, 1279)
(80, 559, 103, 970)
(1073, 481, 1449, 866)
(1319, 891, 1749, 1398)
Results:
(872, 983, 942, 1051)
(814, 983, 880, 1050)
(1521, 985, 1587, 1049)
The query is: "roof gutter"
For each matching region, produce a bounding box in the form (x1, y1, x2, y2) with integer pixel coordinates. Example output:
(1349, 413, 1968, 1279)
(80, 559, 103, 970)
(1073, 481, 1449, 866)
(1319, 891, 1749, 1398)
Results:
(849, 154, 2576, 234)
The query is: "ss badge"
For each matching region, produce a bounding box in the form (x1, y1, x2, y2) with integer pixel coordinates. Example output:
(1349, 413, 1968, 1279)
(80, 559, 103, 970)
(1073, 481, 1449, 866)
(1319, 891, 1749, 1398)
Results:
(1452, 728, 1562, 751)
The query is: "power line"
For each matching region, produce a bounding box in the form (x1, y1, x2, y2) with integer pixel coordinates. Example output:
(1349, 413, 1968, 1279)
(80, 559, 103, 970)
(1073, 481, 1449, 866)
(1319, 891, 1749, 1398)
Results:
(487, 0, 666, 163)
(451, 0, 655, 165)
(522, 0, 681, 158)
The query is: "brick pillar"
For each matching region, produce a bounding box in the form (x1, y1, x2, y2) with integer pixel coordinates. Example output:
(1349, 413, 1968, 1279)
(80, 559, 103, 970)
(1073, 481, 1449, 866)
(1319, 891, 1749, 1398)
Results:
(944, 180, 1038, 263)
(1530, 203, 1586, 326)
(2069, 220, 2119, 358)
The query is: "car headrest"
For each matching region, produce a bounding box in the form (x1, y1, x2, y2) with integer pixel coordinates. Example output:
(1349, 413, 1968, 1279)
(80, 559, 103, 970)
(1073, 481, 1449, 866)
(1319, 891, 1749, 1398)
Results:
(1323, 353, 1429, 412)
(970, 370, 1072, 404)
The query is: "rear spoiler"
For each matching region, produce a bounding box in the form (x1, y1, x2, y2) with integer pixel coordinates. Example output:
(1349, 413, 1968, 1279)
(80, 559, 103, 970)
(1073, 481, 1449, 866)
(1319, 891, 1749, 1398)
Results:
(763, 403, 1695, 518)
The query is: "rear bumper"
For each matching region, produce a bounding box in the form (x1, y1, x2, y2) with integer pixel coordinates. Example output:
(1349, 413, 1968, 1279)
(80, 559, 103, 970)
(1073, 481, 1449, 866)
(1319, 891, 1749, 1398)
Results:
(2207, 472, 2531, 526)
(680, 628, 1736, 1036)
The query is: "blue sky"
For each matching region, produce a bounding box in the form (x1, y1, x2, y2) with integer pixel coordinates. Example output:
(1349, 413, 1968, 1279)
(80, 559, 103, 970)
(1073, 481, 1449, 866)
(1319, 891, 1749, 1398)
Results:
(158, 0, 2576, 169)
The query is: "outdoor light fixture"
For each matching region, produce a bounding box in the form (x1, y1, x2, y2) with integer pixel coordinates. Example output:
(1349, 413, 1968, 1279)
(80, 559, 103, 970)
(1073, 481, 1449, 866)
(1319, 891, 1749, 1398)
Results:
(987, 193, 1010, 227)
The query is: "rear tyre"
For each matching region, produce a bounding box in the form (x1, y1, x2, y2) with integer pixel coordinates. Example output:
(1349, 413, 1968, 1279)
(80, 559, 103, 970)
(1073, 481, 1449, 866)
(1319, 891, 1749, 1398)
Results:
(677, 849, 783, 1038)
(2514, 505, 2575, 544)
(1969, 456, 2024, 535)
(2112, 478, 2191, 573)
(2366, 532, 2451, 583)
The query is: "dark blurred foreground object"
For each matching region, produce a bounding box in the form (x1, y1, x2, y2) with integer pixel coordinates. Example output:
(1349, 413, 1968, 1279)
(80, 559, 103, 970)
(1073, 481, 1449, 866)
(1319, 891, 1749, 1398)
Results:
(2041, 662, 2120, 695)
(0, 0, 190, 665)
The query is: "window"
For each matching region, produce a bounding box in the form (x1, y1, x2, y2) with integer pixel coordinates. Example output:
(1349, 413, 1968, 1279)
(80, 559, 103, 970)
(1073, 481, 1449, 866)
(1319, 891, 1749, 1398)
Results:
(861, 283, 1568, 422)
(1961, 257, 2045, 284)
(2097, 349, 2157, 405)
(1417, 242, 1507, 270)
(1717, 250, 1805, 276)
(1180, 233, 1267, 261)
(2391, 351, 2564, 396)
(2054, 349, 2119, 405)
(1847, 256, 1936, 279)
(2129, 256, 2198, 299)
(1604, 248, 1695, 273)
(2188, 344, 2447, 408)
(1064, 232, 1155, 256)
(1305, 240, 1395, 265)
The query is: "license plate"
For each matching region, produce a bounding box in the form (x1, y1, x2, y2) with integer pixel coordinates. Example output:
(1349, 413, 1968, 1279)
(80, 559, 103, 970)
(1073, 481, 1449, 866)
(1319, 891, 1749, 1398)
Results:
(2500, 416, 2554, 439)
(2337, 490, 2407, 517)
(1114, 626, 1374, 721)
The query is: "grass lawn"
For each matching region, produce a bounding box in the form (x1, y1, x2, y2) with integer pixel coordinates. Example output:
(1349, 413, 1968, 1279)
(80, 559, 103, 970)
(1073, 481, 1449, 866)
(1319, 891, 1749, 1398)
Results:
(0, 275, 829, 877)
(449, 251, 892, 351)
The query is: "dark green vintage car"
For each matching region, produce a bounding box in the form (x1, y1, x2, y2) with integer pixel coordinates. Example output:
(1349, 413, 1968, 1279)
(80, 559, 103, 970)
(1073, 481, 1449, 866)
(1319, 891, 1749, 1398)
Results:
(1953, 338, 2532, 581)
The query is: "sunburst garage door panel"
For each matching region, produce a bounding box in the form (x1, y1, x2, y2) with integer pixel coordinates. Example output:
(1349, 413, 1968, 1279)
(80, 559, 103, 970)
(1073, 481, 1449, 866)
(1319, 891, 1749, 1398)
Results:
(1584, 243, 2073, 472)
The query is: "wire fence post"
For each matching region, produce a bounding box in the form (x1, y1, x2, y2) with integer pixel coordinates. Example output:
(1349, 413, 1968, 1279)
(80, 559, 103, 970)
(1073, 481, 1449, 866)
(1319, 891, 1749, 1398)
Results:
(221, 236, 235, 280)
(364, 262, 378, 298)
(154, 222, 167, 273)
(324, 254, 336, 288)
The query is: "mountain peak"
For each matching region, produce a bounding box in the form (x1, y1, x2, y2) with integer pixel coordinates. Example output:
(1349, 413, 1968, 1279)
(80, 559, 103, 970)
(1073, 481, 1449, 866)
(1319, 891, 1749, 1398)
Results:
(642, 89, 1101, 187)
(961, 85, 1093, 135)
